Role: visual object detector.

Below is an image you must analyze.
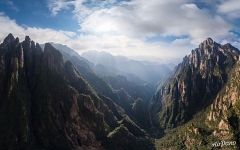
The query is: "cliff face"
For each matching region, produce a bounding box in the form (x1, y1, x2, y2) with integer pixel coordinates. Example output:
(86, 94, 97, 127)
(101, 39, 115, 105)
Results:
(205, 59, 240, 145)
(154, 40, 240, 150)
(52, 43, 154, 130)
(150, 38, 240, 129)
(0, 34, 154, 150)
(167, 59, 240, 150)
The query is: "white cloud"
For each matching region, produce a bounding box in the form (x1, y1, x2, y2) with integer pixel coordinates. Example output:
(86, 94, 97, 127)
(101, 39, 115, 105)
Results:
(0, 12, 194, 63)
(48, 0, 233, 42)
(73, 34, 194, 63)
(47, 0, 76, 16)
(47, 0, 118, 17)
(1, 0, 240, 63)
(0, 13, 25, 41)
(218, 0, 240, 18)
(80, 0, 232, 44)
(0, 13, 192, 59)
(0, 13, 75, 44)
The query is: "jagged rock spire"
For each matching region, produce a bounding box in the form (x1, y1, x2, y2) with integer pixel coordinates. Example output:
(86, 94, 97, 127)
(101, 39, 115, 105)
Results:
(199, 37, 215, 49)
(205, 37, 214, 45)
(25, 36, 31, 42)
(3, 33, 15, 45)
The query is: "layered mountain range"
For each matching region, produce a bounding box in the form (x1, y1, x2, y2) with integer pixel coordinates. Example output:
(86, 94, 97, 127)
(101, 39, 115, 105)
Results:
(50, 43, 156, 129)
(81, 50, 172, 85)
(1, 33, 240, 150)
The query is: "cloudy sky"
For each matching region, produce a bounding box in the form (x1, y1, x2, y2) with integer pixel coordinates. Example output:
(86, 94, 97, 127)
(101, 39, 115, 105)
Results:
(0, 0, 240, 62)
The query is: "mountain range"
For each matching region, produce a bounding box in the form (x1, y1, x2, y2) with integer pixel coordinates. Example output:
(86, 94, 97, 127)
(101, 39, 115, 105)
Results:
(0, 34, 240, 150)
(81, 50, 172, 85)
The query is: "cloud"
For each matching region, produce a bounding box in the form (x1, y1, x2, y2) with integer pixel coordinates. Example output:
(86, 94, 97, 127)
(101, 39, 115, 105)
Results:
(81, 0, 233, 44)
(0, 12, 24, 41)
(72, 34, 194, 63)
(0, 12, 194, 63)
(218, 0, 240, 19)
(48, 0, 234, 43)
(0, 13, 75, 44)
(7, 0, 19, 12)
(2, 0, 240, 63)
(47, 0, 75, 16)
(0, 0, 19, 12)
(47, 0, 119, 17)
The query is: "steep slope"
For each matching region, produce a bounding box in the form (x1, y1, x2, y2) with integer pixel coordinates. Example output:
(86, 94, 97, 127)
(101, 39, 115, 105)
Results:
(150, 38, 240, 130)
(51, 43, 154, 129)
(0, 34, 154, 150)
(50, 43, 117, 101)
(205, 59, 240, 147)
(49, 43, 94, 75)
(155, 59, 240, 150)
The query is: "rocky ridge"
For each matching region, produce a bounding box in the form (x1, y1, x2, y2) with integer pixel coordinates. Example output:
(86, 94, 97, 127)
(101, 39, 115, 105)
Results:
(150, 38, 240, 130)
(0, 34, 154, 150)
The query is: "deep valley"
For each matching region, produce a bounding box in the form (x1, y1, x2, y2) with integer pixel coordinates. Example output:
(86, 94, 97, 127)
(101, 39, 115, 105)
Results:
(0, 34, 240, 150)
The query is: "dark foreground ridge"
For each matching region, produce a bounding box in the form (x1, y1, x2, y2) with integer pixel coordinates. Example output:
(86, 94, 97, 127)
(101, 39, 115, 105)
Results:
(0, 34, 155, 150)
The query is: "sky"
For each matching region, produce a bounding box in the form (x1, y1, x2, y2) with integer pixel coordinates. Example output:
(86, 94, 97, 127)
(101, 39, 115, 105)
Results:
(0, 0, 240, 63)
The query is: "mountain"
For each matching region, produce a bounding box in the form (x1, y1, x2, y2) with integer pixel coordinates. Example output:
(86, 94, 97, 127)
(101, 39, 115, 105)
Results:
(49, 43, 117, 101)
(204, 59, 240, 148)
(49, 43, 94, 75)
(150, 38, 240, 131)
(155, 54, 240, 150)
(0, 34, 154, 150)
(3, 34, 240, 150)
(103, 75, 154, 102)
(50, 43, 153, 129)
(82, 50, 172, 85)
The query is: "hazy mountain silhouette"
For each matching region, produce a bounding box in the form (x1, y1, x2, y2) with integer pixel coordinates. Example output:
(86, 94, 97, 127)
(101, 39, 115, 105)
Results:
(82, 50, 172, 85)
